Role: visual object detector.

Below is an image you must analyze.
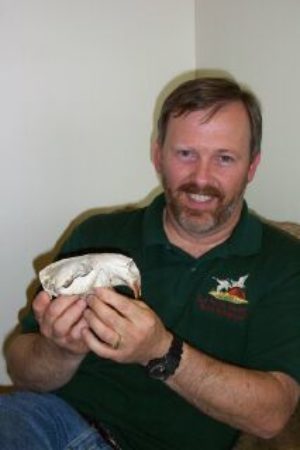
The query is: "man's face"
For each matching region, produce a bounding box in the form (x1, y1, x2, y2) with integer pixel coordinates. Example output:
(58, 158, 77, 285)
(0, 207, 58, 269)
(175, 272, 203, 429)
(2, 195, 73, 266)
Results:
(152, 102, 260, 238)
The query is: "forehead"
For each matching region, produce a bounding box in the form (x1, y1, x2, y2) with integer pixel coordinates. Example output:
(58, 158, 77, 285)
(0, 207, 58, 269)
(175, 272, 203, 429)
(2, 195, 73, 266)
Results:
(165, 102, 251, 146)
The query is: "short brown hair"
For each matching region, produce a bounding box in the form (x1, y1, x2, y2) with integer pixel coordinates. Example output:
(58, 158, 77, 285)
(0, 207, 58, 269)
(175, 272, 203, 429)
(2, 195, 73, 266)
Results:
(157, 77, 262, 159)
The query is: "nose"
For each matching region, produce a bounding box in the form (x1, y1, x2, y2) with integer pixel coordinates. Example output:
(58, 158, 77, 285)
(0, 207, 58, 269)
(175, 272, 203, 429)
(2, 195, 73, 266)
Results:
(190, 158, 213, 186)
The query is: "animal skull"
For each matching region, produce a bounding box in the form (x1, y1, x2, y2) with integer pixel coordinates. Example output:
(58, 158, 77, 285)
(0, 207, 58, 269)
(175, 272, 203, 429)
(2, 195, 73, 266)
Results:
(39, 253, 141, 298)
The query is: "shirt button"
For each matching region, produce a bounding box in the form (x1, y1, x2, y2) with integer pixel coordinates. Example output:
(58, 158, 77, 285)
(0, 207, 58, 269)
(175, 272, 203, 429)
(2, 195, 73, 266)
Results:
(190, 266, 197, 272)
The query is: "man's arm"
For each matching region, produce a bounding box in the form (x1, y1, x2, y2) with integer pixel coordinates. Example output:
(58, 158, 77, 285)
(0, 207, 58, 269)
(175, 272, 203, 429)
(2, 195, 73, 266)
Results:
(6, 333, 86, 391)
(166, 344, 300, 439)
(6, 292, 89, 391)
(82, 288, 300, 439)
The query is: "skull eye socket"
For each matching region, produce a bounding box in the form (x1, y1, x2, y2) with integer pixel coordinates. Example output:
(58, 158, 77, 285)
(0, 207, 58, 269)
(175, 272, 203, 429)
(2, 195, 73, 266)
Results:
(62, 267, 91, 289)
(62, 278, 74, 289)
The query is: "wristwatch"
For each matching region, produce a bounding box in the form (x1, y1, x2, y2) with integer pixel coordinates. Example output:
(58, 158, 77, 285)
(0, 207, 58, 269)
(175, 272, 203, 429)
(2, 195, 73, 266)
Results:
(145, 335, 183, 380)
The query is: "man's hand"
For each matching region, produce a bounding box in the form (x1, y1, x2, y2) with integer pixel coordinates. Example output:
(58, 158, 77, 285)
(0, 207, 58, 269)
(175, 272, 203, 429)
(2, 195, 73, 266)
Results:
(82, 287, 172, 365)
(33, 291, 89, 356)
(6, 291, 91, 391)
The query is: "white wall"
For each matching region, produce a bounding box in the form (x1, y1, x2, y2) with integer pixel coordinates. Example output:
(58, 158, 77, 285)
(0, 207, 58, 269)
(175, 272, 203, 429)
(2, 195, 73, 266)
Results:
(195, 0, 300, 222)
(0, 0, 195, 384)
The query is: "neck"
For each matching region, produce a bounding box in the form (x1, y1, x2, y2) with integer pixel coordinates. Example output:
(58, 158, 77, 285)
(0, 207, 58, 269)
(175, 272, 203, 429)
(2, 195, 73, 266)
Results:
(163, 206, 243, 258)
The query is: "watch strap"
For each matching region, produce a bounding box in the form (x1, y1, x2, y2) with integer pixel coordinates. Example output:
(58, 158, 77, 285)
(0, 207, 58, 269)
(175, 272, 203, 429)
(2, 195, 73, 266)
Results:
(145, 334, 183, 380)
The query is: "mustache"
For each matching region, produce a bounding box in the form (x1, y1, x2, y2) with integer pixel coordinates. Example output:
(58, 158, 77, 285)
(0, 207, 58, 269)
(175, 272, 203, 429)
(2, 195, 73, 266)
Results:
(178, 183, 224, 199)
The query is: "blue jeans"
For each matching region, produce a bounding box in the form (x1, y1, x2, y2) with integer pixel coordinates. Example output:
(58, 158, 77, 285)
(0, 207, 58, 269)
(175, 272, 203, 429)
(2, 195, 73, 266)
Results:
(0, 391, 114, 449)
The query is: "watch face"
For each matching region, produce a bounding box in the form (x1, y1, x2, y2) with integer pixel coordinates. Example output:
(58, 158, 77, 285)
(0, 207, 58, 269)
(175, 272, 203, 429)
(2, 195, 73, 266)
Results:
(146, 336, 183, 380)
(149, 362, 167, 380)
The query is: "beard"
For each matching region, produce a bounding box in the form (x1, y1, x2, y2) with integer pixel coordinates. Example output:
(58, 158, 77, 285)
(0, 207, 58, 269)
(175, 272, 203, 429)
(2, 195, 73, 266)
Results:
(162, 177, 247, 237)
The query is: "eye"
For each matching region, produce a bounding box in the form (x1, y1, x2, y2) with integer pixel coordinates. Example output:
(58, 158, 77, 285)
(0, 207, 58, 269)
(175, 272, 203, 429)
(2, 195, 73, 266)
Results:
(218, 154, 235, 165)
(176, 149, 197, 161)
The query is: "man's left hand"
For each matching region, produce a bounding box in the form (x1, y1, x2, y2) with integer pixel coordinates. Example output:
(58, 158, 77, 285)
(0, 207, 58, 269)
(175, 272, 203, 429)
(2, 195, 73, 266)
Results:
(82, 287, 172, 365)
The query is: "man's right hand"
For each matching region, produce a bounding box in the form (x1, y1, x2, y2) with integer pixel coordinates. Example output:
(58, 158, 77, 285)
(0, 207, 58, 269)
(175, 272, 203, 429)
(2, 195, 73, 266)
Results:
(5, 291, 90, 391)
(33, 291, 89, 356)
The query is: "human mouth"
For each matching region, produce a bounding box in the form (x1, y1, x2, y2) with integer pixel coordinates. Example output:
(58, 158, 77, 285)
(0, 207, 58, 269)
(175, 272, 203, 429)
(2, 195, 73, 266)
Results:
(188, 193, 213, 203)
(179, 183, 223, 200)
(180, 184, 224, 211)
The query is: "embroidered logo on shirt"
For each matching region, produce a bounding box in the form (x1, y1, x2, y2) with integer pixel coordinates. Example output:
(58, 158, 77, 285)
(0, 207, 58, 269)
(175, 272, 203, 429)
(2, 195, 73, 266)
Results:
(209, 275, 249, 305)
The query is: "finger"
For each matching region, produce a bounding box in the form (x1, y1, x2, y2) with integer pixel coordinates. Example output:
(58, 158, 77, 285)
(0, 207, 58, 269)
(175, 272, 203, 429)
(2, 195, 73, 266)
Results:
(39, 295, 83, 338)
(86, 292, 126, 329)
(46, 294, 82, 318)
(82, 327, 122, 359)
(32, 291, 52, 323)
(40, 295, 82, 332)
(70, 317, 89, 341)
(90, 288, 148, 322)
(83, 307, 120, 347)
(52, 298, 87, 338)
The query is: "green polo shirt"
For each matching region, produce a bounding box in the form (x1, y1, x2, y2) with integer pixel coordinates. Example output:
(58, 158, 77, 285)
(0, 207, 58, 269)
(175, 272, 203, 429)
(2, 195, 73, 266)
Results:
(21, 194, 300, 450)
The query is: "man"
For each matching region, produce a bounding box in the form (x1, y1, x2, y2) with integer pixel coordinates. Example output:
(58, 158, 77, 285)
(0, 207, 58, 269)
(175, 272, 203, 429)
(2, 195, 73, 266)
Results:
(2, 77, 300, 450)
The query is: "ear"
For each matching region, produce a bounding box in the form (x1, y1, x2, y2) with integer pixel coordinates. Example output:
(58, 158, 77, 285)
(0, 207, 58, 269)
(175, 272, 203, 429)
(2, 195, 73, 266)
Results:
(151, 140, 163, 174)
(247, 152, 261, 183)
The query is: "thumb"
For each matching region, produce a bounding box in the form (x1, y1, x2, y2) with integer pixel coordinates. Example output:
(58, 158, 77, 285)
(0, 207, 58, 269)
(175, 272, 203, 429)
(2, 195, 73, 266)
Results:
(32, 290, 52, 323)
